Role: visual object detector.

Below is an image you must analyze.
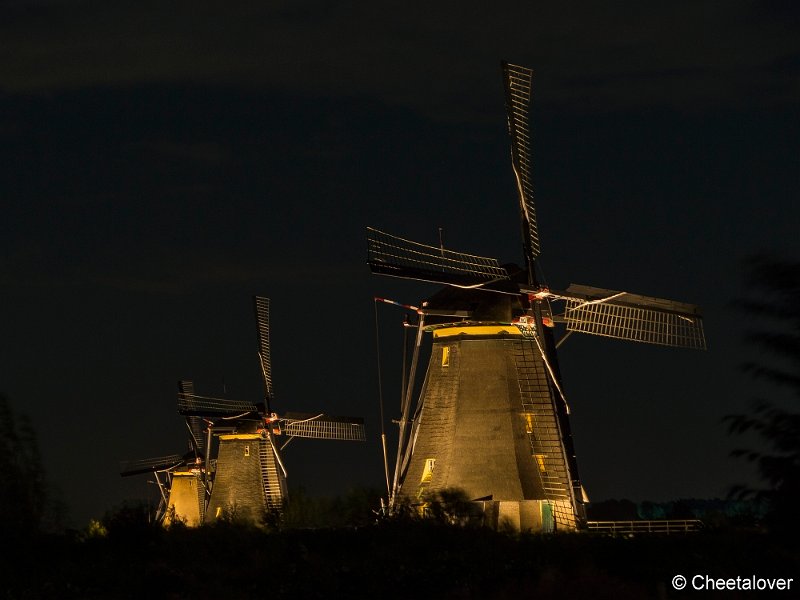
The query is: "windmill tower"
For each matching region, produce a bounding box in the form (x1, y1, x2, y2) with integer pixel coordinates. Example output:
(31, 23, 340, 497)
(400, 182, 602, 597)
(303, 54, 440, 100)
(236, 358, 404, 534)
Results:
(119, 380, 209, 527)
(367, 62, 706, 532)
(177, 296, 366, 526)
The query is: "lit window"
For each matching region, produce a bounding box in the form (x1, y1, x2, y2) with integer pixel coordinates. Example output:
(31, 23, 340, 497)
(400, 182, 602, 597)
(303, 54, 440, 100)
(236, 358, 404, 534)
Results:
(421, 458, 436, 483)
(524, 414, 534, 433)
(244, 445, 250, 457)
(534, 454, 546, 473)
(441, 346, 450, 367)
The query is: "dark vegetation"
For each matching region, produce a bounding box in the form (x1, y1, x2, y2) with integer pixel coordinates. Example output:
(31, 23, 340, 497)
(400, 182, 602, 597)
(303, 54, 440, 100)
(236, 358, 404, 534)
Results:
(0, 479, 793, 599)
(725, 255, 800, 539)
(2, 502, 797, 600)
(0, 504, 790, 597)
(2, 256, 799, 598)
(0, 394, 66, 537)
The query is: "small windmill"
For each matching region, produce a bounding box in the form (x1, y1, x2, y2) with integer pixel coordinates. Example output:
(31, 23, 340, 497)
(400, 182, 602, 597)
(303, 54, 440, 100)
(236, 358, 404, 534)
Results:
(177, 296, 366, 525)
(368, 62, 706, 532)
(119, 380, 209, 526)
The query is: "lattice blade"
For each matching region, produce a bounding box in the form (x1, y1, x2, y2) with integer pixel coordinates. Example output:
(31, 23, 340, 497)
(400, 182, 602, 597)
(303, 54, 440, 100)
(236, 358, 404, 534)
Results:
(563, 284, 706, 349)
(178, 380, 206, 452)
(280, 412, 366, 441)
(177, 392, 261, 416)
(367, 227, 510, 287)
(502, 62, 540, 263)
(119, 454, 185, 477)
(253, 296, 274, 403)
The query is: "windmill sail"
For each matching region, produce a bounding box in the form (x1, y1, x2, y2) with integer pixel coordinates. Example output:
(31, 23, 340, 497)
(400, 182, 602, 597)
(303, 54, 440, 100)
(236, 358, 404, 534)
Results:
(253, 296, 275, 406)
(178, 380, 206, 453)
(280, 412, 366, 441)
(502, 62, 540, 267)
(119, 454, 185, 477)
(177, 392, 261, 416)
(367, 227, 510, 288)
(558, 284, 707, 349)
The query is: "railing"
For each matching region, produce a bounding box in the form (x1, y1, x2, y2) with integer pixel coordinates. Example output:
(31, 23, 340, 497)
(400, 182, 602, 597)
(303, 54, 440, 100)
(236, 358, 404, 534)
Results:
(586, 519, 704, 535)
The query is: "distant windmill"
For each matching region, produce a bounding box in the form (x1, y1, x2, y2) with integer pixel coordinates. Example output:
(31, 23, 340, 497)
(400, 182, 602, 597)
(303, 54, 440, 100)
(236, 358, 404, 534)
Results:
(368, 62, 706, 532)
(119, 380, 209, 527)
(177, 296, 366, 525)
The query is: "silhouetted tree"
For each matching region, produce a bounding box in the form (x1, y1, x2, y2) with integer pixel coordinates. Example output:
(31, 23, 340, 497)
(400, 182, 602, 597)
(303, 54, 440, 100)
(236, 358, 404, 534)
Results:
(0, 393, 64, 535)
(725, 255, 800, 536)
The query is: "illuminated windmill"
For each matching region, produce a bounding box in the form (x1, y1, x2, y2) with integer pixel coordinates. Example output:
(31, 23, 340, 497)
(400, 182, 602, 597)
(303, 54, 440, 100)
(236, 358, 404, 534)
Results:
(177, 296, 366, 525)
(119, 380, 209, 527)
(368, 62, 706, 532)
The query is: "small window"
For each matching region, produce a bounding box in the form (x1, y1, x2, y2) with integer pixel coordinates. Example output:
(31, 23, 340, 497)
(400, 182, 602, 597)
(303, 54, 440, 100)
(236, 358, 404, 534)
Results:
(215, 507, 222, 518)
(441, 346, 450, 367)
(421, 458, 436, 483)
(534, 454, 547, 473)
(244, 445, 250, 457)
(524, 414, 534, 434)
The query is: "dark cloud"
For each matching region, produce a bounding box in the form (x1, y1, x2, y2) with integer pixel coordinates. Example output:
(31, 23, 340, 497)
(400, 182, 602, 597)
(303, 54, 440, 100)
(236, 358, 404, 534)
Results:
(2, 1, 798, 118)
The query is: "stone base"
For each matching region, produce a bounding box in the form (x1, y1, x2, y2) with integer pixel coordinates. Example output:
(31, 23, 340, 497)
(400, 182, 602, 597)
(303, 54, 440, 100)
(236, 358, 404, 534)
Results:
(478, 500, 579, 532)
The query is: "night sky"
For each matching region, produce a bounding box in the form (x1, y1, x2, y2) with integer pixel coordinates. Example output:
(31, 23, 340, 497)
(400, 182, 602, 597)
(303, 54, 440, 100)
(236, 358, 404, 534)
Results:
(2, 1, 799, 527)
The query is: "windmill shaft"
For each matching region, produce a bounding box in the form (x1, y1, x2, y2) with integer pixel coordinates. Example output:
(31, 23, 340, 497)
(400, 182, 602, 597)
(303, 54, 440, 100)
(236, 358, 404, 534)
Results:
(397, 326, 581, 530)
(164, 471, 205, 527)
(206, 433, 287, 523)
